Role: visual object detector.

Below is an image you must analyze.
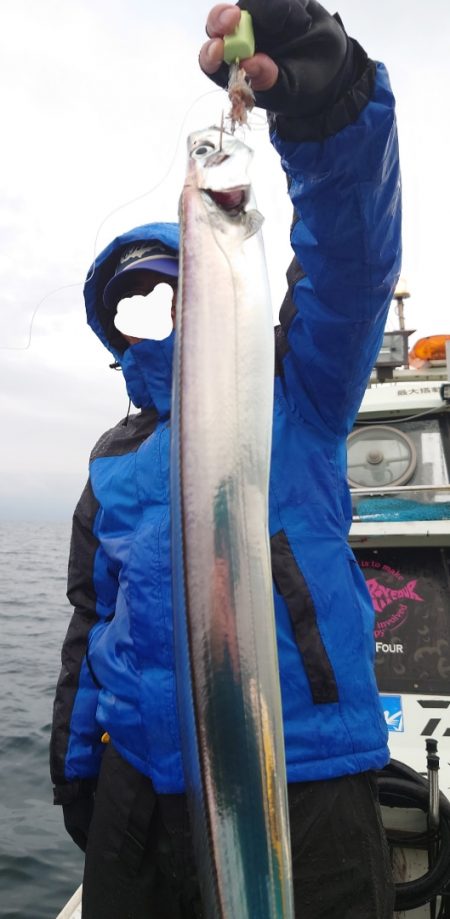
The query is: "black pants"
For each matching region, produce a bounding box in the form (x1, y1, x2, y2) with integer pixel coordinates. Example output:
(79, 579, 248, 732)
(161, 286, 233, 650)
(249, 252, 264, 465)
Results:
(82, 744, 394, 919)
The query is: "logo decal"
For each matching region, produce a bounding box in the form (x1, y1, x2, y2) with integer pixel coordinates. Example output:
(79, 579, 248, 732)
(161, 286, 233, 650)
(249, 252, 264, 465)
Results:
(359, 560, 424, 640)
(417, 699, 450, 737)
(381, 695, 404, 732)
(366, 578, 424, 614)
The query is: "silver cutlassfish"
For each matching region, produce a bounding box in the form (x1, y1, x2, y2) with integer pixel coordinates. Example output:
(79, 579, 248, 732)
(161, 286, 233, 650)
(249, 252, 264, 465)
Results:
(170, 126, 294, 919)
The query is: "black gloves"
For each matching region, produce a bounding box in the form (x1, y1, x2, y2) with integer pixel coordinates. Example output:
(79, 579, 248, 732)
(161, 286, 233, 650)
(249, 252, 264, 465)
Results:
(63, 795, 95, 853)
(206, 0, 375, 141)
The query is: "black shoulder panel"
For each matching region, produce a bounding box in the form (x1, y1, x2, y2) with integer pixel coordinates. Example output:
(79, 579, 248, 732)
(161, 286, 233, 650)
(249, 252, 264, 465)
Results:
(66, 480, 100, 612)
(279, 255, 306, 335)
(50, 479, 101, 787)
(271, 530, 339, 704)
(274, 325, 289, 378)
(91, 409, 159, 460)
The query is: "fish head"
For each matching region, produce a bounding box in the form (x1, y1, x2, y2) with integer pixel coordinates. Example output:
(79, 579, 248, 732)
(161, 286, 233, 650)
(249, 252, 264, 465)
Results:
(186, 126, 255, 215)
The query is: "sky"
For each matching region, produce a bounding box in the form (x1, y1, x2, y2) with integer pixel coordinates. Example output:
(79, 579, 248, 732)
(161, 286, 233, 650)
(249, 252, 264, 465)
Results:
(0, 0, 449, 521)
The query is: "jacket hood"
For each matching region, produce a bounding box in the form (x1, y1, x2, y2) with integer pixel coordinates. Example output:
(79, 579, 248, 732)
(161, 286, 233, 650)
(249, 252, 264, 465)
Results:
(83, 222, 179, 411)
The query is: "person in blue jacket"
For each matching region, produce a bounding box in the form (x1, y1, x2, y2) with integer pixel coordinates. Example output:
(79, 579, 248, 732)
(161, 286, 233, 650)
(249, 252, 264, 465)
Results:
(50, 1, 402, 916)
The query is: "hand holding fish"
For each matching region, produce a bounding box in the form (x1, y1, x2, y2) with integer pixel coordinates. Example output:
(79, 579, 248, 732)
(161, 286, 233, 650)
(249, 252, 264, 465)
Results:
(200, 0, 359, 125)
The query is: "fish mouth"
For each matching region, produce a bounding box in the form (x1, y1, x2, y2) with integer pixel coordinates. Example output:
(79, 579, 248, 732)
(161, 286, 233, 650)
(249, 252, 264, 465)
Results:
(206, 187, 249, 214)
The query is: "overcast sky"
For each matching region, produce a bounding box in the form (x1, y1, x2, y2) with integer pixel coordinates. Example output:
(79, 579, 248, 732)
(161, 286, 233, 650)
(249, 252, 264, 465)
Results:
(1, 0, 449, 521)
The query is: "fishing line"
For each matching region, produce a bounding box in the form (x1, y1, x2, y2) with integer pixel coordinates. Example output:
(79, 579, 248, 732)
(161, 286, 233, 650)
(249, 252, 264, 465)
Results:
(0, 87, 224, 353)
(245, 109, 270, 131)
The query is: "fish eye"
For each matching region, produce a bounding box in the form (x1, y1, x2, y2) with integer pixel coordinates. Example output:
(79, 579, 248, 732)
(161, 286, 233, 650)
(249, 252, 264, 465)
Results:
(191, 141, 216, 159)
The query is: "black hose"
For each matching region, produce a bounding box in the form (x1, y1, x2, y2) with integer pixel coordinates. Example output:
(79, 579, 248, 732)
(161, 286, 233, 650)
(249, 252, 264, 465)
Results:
(377, 759, 450, 912)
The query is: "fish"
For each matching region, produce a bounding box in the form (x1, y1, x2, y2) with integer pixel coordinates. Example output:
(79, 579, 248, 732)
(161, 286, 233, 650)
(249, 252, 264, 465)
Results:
(170, 126, 294, 919)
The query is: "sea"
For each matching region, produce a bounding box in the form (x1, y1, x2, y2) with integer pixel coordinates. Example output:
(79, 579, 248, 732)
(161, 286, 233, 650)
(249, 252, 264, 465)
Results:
(0, 522, 84, 919)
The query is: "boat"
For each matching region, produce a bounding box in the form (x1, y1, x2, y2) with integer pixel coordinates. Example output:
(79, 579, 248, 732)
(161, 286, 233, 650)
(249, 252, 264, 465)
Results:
(55, 884, 82, 919)
(349, 285, 450, 917)
(55, 292, 450, 917)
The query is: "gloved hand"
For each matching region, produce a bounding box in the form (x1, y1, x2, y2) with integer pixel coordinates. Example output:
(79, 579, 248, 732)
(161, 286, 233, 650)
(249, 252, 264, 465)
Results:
(199, 1, 372, 137)
(63, 795, 95, 852)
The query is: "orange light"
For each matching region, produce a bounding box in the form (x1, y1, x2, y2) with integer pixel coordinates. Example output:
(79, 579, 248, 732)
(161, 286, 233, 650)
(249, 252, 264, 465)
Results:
(409, 335, 450, 367)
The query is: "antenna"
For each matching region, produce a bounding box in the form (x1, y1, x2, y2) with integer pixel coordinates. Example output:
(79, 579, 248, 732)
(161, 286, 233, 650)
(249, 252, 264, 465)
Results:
(373, 281, 415, 380)
(393, 276, 411, 332)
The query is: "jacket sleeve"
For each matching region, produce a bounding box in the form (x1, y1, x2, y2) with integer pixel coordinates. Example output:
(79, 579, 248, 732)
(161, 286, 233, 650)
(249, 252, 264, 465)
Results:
(50, 478, 118, 804)
(271, 61, 402, 437)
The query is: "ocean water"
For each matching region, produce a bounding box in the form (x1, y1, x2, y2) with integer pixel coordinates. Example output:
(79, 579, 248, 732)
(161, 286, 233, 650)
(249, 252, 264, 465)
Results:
(0, 522, 84, 919)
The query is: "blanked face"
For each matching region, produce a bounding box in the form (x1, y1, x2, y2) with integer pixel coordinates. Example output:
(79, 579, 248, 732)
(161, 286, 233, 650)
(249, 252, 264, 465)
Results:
(114, 270, 178, 344)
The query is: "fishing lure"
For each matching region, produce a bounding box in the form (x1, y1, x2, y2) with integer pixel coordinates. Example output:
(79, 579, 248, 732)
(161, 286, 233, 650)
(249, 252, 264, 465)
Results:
(224, 11, 255, 129)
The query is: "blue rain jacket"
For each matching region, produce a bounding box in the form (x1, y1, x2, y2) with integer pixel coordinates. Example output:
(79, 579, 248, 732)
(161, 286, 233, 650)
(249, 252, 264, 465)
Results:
(50, 62, 401, 798)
